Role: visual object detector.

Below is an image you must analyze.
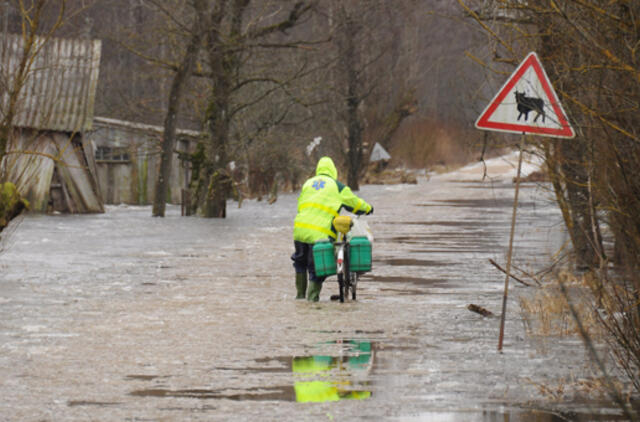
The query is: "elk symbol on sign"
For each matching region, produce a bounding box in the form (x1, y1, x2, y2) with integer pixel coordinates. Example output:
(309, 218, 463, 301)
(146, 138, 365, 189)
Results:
(515, 91, 545, 123)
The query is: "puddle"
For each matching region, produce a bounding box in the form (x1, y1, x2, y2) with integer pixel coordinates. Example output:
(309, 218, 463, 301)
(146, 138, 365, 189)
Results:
(125, 375, 165, 381)
(292, 339, 374, 403)
(448, 179, 510, 184)
(379, 233, 501, 243)
(463, 183, 538, 189)
(415, 198, 538, 208)
(130, 386, 296, 401)
(310, 329, 384, 335)
(379, 287, 426, 295)
(67, 400, 121, 407)
(215, 356, 292, 374)
(380, 258, 449, 267)
(408, 249, 484, 254)
(127, 340, 375, 404)
(369, 275, 447, 286)
(384, 220, 496, 227)
(354, 329, 385, 335)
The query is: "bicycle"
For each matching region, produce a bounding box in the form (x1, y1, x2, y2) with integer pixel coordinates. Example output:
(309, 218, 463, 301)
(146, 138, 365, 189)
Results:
(312, 215, 372, 303)
(332, 215, 372, 303)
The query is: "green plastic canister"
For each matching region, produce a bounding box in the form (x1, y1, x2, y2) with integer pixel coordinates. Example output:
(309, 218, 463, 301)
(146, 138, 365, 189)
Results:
(349, 236, 372, 272)
(313, 240, 336, 277)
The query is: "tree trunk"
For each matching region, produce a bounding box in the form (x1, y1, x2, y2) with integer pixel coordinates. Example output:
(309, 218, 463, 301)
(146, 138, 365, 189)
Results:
(346, 89, 363, 190)
(191, 0, 241, 218)
(338, 6, 363, 190)
(539, 25, 604, 270)
(185, 0, 309, 216)
(152, 0, 206, 217)
(546, 140, 605, 270)
(0, 21, 38, 178)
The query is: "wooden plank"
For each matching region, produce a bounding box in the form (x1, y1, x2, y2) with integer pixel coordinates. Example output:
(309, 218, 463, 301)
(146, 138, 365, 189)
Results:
(51, 132, 104, 213)
(4, 130, 56, 212)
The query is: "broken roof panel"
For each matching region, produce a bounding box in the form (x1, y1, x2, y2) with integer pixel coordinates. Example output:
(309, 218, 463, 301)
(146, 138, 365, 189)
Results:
(92, 116, 202, 139)
(0, 34, 101, 133)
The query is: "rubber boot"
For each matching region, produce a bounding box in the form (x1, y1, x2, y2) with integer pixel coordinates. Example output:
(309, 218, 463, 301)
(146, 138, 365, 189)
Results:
(307, 281, 322, 302)
(295, 273, 307, 299)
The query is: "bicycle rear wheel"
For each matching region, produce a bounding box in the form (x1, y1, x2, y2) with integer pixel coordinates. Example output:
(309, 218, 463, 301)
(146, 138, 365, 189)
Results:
(343, 277, 351, 302)
(351, 272, 358, 300)
(342, 244, 354, 302)
(337, 273, 345, 303)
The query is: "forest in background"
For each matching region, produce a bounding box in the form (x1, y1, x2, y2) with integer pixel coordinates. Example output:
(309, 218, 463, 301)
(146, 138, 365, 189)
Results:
(1, 0, 493, 199)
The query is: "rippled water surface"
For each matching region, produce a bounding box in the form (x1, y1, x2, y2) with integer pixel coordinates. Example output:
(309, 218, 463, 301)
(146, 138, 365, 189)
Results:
(0, 155, 626, 421)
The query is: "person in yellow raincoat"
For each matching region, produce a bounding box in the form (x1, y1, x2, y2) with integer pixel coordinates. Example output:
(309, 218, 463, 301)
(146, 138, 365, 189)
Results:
(292, 157, 373, 301)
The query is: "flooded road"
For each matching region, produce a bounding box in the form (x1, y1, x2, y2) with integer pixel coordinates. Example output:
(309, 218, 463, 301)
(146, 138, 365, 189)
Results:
(0, 154, 624, 421)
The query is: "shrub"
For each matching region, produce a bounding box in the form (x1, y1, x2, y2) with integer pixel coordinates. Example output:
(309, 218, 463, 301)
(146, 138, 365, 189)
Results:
(0, 182, 28, 230)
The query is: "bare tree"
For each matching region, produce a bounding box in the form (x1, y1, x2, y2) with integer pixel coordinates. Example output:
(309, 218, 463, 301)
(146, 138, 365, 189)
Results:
(188, 0, 313, 218)
(310, 0, 418, 190)
(0, 0, 66, 174)
(152, 0, 207, 217)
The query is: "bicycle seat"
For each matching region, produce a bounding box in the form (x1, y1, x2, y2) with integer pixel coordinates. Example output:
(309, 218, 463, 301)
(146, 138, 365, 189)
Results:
(333, 215, 353, 235)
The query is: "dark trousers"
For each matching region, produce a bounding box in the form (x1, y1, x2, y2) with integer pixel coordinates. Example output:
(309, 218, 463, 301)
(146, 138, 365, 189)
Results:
(291, 241, 325, 283)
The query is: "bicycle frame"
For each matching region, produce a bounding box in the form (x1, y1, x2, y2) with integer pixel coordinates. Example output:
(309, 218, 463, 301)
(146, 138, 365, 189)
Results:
(332, 218, 359, 303)
(335, 236, 347, 275)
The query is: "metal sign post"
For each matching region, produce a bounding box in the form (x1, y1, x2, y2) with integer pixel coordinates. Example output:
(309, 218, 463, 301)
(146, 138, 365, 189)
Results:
(497, 133, 525, 352)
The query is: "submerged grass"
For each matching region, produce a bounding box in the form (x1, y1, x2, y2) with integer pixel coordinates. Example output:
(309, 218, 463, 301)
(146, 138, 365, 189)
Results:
(519, 269, 638, 419)
(519, 271, 601, 338)
(524, 375, 622, 402)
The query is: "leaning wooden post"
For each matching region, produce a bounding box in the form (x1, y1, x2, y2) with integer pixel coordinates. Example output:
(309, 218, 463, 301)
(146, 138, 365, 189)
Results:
(498, 133, 525, 352)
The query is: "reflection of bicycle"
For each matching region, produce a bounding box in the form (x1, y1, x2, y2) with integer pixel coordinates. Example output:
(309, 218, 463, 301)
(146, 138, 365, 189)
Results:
(313, 216, 372, 303)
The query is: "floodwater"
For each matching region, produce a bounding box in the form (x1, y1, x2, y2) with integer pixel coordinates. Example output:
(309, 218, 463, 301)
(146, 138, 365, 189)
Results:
(0, 154, 627, 421)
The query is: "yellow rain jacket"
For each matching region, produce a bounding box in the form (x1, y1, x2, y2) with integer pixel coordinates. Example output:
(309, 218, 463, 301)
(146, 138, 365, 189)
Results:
(293, 157, 372, 244)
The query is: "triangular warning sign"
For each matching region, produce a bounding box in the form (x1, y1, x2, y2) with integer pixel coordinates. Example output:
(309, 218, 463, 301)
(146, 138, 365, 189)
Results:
(370, 142, 391, 162)
(475, 52, 575, 139)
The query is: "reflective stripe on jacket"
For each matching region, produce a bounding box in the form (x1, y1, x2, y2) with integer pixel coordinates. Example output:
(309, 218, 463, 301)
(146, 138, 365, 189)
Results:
(293, 157, 372, 244)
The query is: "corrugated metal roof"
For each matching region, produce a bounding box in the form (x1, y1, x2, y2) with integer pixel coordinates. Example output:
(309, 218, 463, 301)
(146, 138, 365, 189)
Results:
(0, 34, 101, 132)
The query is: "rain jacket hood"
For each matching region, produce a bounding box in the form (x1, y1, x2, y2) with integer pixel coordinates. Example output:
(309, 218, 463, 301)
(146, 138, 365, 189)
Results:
(316, 156, 337, 179)
(293, 156, 371, 244)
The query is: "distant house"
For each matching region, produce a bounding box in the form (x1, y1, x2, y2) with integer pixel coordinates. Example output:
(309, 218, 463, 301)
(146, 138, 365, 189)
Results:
(0, 33, 103, 213)
(89, 116, 199, 205)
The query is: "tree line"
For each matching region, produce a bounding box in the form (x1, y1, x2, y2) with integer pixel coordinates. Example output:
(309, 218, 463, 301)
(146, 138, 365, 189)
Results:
(3, 2, 637, 270)
(1, 0, 489, 218)
(460, 0, 640, 405)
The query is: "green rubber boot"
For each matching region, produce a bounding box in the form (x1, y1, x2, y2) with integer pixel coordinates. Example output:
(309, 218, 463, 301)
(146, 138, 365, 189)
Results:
(307, 281, 322, 302)
(295, 273, 307, 299)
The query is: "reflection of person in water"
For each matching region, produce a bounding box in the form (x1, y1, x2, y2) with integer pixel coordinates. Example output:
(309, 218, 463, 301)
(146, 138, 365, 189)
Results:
(292, 340, 373, 403)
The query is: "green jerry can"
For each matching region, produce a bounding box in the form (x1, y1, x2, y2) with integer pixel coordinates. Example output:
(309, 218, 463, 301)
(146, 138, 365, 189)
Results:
(313, 240, 336, 277)
(349, 236, 372, 272)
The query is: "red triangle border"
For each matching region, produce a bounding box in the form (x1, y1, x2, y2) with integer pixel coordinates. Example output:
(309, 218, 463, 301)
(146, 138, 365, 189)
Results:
(475, 52, 575, 139)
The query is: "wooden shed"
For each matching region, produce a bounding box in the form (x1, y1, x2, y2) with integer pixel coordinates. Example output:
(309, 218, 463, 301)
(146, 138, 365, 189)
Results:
(89, 116, 199, 205)
(0, 34, 103, 213)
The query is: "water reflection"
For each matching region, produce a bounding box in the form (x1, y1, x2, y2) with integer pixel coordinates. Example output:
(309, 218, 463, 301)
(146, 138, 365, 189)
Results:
(292, 339, 373, 403)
